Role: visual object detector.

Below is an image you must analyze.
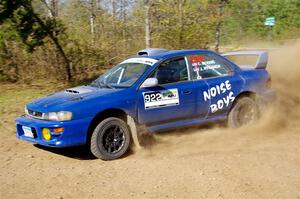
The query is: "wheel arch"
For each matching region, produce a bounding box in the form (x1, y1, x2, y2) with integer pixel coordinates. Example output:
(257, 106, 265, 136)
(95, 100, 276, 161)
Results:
(235, 91, 256, 100)
(227, 91, 260, 128)
(86, 108, 129, 145)
(229, 91, 257, 111)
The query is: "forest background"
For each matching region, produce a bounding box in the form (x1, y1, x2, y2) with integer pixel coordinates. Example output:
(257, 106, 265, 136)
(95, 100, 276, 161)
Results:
(0, 0, 299, 84)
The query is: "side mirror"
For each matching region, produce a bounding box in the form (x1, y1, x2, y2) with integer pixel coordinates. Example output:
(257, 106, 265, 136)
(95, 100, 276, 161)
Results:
(140, 78, 158, 88)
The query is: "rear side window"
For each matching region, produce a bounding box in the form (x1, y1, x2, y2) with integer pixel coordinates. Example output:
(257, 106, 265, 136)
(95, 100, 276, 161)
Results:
(150, 57, 188, 84)
(187, 53, 232, 80)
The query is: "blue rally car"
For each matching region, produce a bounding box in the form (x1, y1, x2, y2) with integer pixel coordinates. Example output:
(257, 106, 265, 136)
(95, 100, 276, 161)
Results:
(16, 48, 275, 160)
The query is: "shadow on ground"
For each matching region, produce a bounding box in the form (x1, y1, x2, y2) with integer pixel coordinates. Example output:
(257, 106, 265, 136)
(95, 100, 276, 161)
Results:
(34, 144, 97, 160)
(33, 144, 135, 160)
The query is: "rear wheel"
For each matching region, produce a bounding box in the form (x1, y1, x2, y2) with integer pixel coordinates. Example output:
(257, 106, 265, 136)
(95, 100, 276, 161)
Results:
(228, 96, 259, 128)
(90, 117, 131, 160)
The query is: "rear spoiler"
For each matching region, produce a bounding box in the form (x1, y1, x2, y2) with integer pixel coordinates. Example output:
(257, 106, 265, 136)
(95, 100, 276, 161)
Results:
(222, 51, 268, 69)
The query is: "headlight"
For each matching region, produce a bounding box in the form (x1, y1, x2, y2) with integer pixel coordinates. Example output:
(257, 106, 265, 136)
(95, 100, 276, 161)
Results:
(44, 111, 73, 121)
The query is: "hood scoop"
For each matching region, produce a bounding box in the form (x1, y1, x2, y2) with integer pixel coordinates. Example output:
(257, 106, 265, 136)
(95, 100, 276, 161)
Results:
(66, 89, 79, 94)
(65, 86, 94, 94)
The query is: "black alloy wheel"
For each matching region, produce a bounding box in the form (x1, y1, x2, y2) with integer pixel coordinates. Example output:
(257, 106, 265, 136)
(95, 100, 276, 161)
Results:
(90, 117, 131, 160)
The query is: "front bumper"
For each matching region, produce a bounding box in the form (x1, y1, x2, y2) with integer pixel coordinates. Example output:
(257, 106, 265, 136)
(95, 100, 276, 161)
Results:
(16, 115, 92, 147)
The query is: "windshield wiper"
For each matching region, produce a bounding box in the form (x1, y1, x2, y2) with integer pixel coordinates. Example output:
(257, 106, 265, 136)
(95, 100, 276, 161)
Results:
(99, 82, 114, 89)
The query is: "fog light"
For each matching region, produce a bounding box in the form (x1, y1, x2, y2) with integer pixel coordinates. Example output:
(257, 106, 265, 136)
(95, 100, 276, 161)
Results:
(53, 127, 64, 133)
(42, 128, 51, 140)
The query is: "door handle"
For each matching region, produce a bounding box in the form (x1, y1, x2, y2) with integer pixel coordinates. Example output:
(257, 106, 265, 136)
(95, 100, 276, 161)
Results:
(182, 90, 192, 95)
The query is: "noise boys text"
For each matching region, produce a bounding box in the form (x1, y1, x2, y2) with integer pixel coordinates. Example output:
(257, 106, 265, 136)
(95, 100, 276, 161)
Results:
(203, 80, 235, 113)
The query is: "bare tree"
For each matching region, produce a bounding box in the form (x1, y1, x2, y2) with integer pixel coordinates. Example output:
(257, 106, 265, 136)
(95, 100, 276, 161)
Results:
(90, 0, 96, 43)
(214, 0, 229, 53)
(144, 0, 152, 48)
(41, 0, 72, 81)
(178, 0, 186, 47)
(111, 0, 116, 17)
(2, 40, 19, 81)
(121, 0, 127, 49)
(45, 0, 58, 18)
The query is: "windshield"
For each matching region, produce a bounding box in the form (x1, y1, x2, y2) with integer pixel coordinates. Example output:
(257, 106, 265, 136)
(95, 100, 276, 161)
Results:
(91, 62, 152, 88)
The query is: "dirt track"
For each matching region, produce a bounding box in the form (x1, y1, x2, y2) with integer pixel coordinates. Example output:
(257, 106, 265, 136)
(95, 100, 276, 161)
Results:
(0, 41, 299, 199)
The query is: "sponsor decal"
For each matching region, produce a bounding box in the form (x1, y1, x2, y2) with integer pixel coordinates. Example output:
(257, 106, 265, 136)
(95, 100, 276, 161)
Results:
(121, 58, 158, 66)
(143, 88, 179, 109)
(199, 60, 221, 71)
(191, 55, 205, 63)
(190, 56, 222, 80)
(191, 55, 205, 80)
(203, 80, 235, 113)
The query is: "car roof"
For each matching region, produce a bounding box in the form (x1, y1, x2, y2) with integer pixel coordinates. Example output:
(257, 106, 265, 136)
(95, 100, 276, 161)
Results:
(133, 49, 214, 60)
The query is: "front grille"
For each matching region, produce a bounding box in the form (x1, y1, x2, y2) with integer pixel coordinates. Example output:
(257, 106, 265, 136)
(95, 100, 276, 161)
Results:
(27, 109, 43, 119)
(31, 128, 38, 138)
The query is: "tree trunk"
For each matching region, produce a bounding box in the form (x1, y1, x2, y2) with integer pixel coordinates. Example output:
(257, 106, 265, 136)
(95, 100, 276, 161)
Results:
(121, 0, 127, 50)
(178, 0, 186, 48)
(3, 40, 19, 81)
(214, 0, 224, 53)
(45, 0, 58, 18)
(145, 0, 152, 48)
(111, 0, 116, 18)
(46, 0, 59, 73)
(32, 12, 72, 81)
(90, 0, 96, 43)
(215, 23, 221, 52)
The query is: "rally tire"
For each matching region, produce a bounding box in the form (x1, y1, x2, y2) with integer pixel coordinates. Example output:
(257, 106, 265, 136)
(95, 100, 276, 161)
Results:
(228, 96, 260, 128)
(90, 117, 131, 160)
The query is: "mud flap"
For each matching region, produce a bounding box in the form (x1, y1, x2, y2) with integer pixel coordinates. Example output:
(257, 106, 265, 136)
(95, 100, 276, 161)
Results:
(127, 115, 141, 149)
(256, 89, 276, 111)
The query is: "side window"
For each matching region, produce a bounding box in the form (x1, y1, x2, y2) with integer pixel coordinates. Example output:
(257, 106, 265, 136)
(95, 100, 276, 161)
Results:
(150, 57, 188, 84)
(187, 53, 232, 80)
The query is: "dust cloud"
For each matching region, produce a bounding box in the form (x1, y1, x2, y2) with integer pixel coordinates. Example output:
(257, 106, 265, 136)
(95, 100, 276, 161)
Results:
(1, 40, 299, 199)
(136, 39, 300, 158)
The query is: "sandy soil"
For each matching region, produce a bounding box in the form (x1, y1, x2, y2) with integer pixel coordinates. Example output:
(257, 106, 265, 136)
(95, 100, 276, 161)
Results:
(0, 41, 299, 199)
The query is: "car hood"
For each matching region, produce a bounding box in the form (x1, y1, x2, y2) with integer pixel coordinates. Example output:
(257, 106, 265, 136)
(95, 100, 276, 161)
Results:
(27, 85, 120, 112)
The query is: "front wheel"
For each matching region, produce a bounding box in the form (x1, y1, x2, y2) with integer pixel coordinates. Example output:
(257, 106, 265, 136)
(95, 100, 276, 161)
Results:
(90, 117, 131, 160)
(228, 96, 260, 128)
